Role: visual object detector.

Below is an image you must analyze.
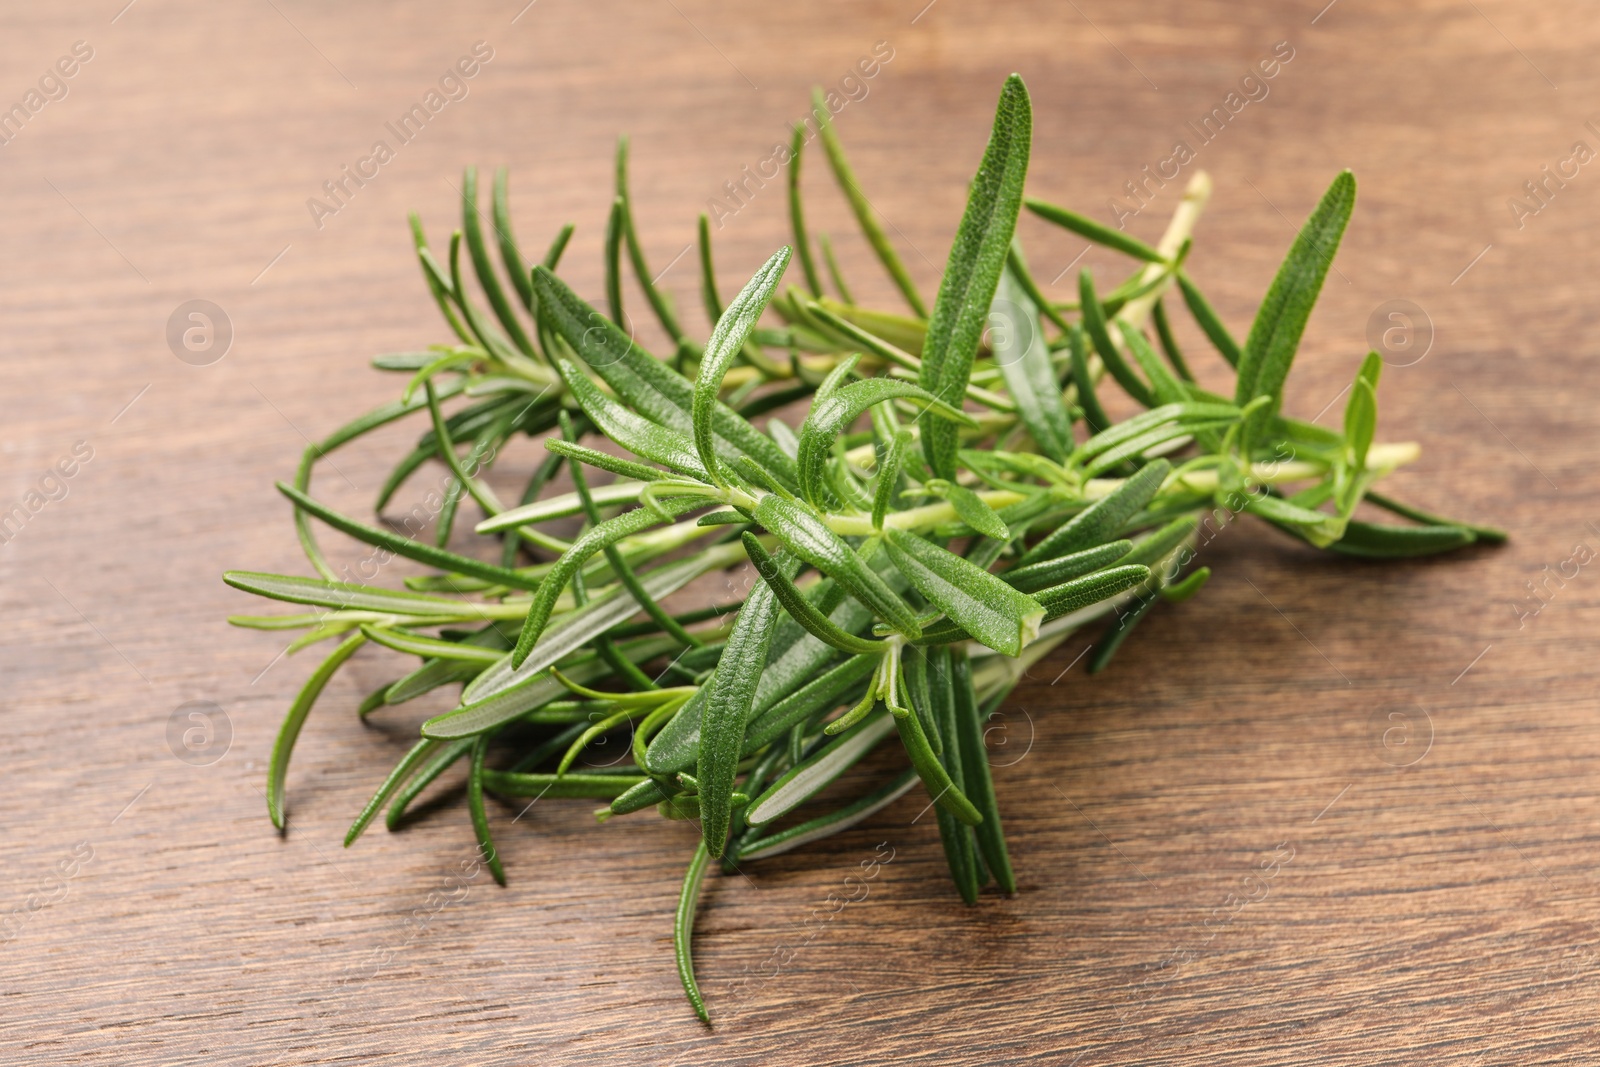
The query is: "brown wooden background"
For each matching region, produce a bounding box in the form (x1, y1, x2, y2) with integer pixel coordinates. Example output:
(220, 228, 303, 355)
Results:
(3, 1, 1597, 1063)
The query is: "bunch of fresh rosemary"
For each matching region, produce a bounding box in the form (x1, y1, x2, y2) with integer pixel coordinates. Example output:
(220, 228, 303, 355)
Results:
(225, 75, 1500, 1022)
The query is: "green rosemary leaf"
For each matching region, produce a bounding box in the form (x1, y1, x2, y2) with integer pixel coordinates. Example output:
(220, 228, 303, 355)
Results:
(738, 767, 918, 860)
(541, 438, 669, 484)
(478, 480, 652, 532)
(696, 214, 723, 322)
(676, 841, 713, 1024)
(743, 652, 877, 755)
(605, 196, 626, 323)
(698, 557, 789, 856)
(344, 737, 439, 846)
(1018, 459, 1170, 565)
(1150, 298, 1195, 382)
(920, 74, 1032, 479)
(409, 213, 473, 344)
(615, 137, 686, 344)
(276, 482, 541, 591)
(462, 167, 535, 356)
(742, 533, 885, 655)
(693, 246, 792, 482)
(1364, 491, 1507, 543)
(1175, 271, 1240, 367)
(1083, 419, 1232, 478)
(745, 710, 895, 826)
(1067, 324, 1111, 433)
(1035, 564, 1151, 620)
(267, 631, 366, 830)
(386, 738, 475, 830)
(1118, 516, 1198, 567)
(926, 646, 980, 904)
(1117, 322, 1187, 407)
(952, 650, 1014, 894)
(813, 87, 928, 318)
(1344, 352, 1380, 473)
(491, 167, 535, 313)
(1001, 540, 1133, 593)
(480, 770, 647, 798)
(1244, 495, 1342, 545)
(1024, 197, 1165, 262)
(798, 379, 973, 508)
(820, 233, 854, 304)
(872, 429, 913, 531)
(788, 123, 823, 296)
(468, 735, 507, 885)
(892, 697, 982, 825)
(1160, 565, 1211, 602)
(993, 266, 1072, 462)
(534, 267, 799, 485)
(1234, 170, 1357, 441)
(554, 359, 712, 481)
(222, 571, 490, 618)
(509, 511, 711, 670)
(1079, 270, 1155, 407)
(1075, 405, 1234, 464)
(359, 625, 506, 664)
(930, 481, 1011, 541)
(754, 496, 922, 638)
(1324, 519, 1478, 558)
(882, 528, 1044, 657)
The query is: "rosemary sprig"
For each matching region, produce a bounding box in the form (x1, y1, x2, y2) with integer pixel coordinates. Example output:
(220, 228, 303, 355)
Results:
(225, 74, 1500, 1023)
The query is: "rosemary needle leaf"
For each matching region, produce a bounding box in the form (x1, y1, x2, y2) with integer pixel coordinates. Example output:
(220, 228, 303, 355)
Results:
(553, 360, 712, 482)
(491, 167, 534, 312)
(693, 246, 792, 482)
(267, 632, 366, 830)
(1176, 270, 1241, 368)
(462, 167, 535, 356)
(222, 571, 489, 618)
(952, 651, 1015, 894)
(746, 711, 896, 826)
(1234, 170, 1357, 441)
(920, 73, 1033, 480)
(1364, 491, 1507, 543)
(276, 482, 541, 591)
(359, 626, 505, 664)
(1018, 459, 1171, 566)
(788, 123, 823, 296)
(798, 379, 973, 508)
(737, 768, 919, 861)
(1160, 566, 1212, 603)
(883, 528, 1044, 657)
(1067, 325, 1112, 434)
(892, 697, 982, 826)
(742, 533, 885, 655)
(993, 265, 1073, 462)
(813, 86, 928, 318)
(697, 556, 790, 856)
(928, 648, 981, 903)
(1324, 520, 1478, 558)
(345, 737, 440, 847)
(1079, 270, 1155, 408)
(1024, 197, 1166, 262)
(1002, 540, 1134, 593)
(468, 735, 507, 886)
(1035, 564, 1152, 621)
(676, 841, 714, 1025)
(386, 738, 475, 830)
(509, 499, 708, 670)
(753, 496, 923, 639)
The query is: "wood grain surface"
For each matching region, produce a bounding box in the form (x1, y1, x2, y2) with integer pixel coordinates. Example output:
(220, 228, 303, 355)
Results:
(2, 1, 1597, 1063)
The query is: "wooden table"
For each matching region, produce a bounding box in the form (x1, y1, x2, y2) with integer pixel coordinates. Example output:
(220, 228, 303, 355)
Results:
(3, 1, 1595, 1062)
